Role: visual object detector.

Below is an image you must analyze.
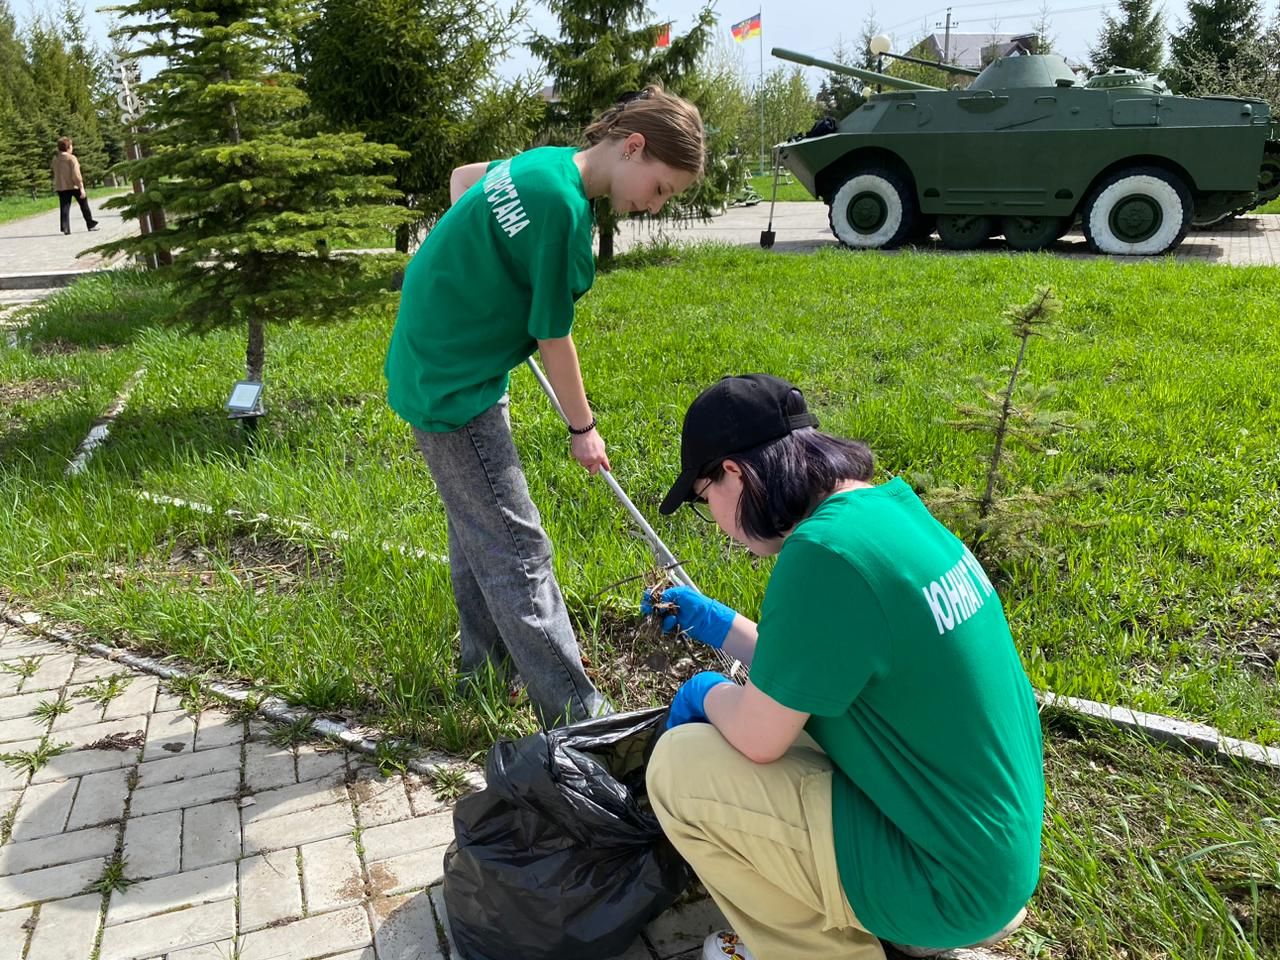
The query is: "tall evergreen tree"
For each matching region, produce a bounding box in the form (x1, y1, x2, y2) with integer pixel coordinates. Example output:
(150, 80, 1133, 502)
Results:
(0, 2, 31, 194)
(528, 0, 716, 263)
(1168, 0, 1264, 91)
(299, 0, 544, 253)
(96, 0, 415, 383)
(1090, 0, 1165, 72)
(816, 37, 868, 120)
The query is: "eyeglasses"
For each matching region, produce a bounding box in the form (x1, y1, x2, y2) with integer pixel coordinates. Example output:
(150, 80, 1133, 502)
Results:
(688, 477, 715, 523)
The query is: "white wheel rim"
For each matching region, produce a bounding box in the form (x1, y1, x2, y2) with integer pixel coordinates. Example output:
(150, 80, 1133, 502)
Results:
(1088, 175, 1185, 255)
(831, 175, 903, 248)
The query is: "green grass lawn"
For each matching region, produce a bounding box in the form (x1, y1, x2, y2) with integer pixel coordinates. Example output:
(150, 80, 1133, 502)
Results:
(1257, 197, 1280, 214)
(2, 249, 1278, 749)
(0, 188, 131, 226)
(2, 249, 1279, 957)
(749, 173, 817, 202)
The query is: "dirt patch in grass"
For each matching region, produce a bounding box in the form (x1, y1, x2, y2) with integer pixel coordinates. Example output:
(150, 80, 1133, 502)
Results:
(0, 378, 73, 406)
(109, 527, 342, 594)
(581, 606, 727, 710)
(1222, 619, 1280, 676)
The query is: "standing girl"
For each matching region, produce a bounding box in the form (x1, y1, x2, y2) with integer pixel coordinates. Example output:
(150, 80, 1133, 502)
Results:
(386, 87, 704, 727)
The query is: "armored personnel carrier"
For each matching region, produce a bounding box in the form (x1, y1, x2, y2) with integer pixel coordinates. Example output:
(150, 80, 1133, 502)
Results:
(772, 47, 1279, 255)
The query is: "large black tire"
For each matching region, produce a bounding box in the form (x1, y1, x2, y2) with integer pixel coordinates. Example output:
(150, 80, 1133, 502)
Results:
(1001, 215, 1070, 252)
(828, 167, 917, 250)
(1082, 166, 1192, 255)
(936, 214, 994, 250)
(1258, 149, 1280, 205)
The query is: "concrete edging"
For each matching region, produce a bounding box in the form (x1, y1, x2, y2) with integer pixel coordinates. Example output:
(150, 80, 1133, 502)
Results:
(4, 604, 1277, 779)
(1036, 690, 1280, 769)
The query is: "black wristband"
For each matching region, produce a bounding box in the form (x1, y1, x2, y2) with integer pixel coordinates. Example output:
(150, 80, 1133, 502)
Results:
(568, 417, 597, 436)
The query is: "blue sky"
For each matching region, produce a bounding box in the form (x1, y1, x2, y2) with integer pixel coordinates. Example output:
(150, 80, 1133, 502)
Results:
(27, 0, 1280, 84)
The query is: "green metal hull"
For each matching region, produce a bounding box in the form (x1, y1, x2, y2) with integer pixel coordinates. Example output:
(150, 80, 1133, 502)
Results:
(779, 89, 1274, 226)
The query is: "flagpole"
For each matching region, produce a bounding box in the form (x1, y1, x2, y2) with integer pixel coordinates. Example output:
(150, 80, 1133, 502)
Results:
(758, 5, 765, 176)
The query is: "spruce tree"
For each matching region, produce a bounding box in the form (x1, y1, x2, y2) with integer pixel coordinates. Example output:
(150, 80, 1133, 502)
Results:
(95, 0, 415, 383)
(299, 0, 544, 253)
(528, 0, 716, 263)
(816, 38, 867, 120)
(1089, 0, 1165, 72)
(1168, 0, 1264, 91)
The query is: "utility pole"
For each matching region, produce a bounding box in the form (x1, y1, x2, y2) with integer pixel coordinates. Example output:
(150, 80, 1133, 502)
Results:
(936, 7, 959, 63)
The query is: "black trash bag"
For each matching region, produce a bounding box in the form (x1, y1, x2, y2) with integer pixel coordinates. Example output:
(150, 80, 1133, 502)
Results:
(442, 707, 691, 960)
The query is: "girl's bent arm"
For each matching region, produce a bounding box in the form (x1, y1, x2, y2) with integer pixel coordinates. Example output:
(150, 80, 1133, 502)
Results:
(704, 680, 809, 764)
(450, 162, 491, 204)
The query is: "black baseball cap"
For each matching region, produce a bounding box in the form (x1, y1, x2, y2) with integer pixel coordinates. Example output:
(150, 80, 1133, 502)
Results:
(659, 374, 819, 515)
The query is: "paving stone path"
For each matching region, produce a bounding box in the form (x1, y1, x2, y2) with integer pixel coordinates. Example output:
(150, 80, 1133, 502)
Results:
(615, 204, 1280, 266)
(0, 612, 754, 960)
(0, 609, 1017, 960)
(0, 197, 132, 279)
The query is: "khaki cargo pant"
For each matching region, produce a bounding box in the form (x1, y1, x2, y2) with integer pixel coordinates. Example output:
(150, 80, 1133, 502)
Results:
(647, 723, 887, 960)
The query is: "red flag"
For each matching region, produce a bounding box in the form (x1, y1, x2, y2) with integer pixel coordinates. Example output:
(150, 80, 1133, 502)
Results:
(655, 23, 671, 48)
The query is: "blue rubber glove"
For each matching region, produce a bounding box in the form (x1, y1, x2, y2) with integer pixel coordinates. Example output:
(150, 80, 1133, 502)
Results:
(667, 671, 734, 729)
(640, 585, 736, 650)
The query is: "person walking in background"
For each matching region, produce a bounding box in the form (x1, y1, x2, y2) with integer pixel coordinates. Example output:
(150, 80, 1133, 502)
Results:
(52, 137, 99, 235)
(385, 86, 705, 727)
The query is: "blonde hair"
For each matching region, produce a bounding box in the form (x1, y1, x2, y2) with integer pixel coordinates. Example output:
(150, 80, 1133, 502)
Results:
(583, 85, 705, 177)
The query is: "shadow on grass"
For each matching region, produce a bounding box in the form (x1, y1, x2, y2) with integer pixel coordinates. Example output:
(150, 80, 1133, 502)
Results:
(0, 402, 248, 481)
(18, 269, 184, 351)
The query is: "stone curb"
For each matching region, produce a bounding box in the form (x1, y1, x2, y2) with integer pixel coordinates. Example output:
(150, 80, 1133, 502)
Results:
(1036, 691, 1280, 770)
(0, 605, 486, 793)
(0, 270, 95, 290)
(5, 603, 1278, 780)
(66, 367, 145, 477)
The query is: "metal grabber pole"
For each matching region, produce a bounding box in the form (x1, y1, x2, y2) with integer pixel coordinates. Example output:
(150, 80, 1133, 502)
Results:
(524, 357, 744, 680)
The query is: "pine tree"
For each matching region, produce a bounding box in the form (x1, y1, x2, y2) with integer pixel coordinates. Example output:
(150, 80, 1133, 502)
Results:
(1168, 0, 1264, 91)
(1089, 0, 1165, 72)
(529, 0, 716, 263)
(0, 3, 50, 196)
(0, 2, 29, 195)
(886, 39, 957, 89)
(816, 37, 867, 120)
(95, 0, 415, 383)
(1031, 1, 1057, 54)
(299, 0, 544, 253)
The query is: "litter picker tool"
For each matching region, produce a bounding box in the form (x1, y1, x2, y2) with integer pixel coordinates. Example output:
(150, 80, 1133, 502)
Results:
(524, 357, 744, 680)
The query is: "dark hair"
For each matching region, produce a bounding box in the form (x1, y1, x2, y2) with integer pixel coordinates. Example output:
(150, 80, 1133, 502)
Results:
(700, 393, 873, 541)
(582, 84, 705, 176)
(57, 137, 72, 152)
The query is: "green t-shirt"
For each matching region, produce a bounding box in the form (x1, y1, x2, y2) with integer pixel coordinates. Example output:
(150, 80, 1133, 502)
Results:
(750, 478, 1045, 949)
(385, 146, 595, 431)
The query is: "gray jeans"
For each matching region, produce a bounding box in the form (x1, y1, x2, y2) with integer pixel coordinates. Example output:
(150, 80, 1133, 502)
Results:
(412, 397, 608, 727)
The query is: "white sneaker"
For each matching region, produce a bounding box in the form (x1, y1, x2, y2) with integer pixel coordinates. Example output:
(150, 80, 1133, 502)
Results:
(702, 930, 756, 960)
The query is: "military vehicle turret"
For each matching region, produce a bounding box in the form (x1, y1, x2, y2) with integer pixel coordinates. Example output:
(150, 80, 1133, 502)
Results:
(771, 47, 1279, 255)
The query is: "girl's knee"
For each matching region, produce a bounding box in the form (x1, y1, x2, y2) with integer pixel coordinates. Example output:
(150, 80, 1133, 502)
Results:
(646, 724, 726, 809)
